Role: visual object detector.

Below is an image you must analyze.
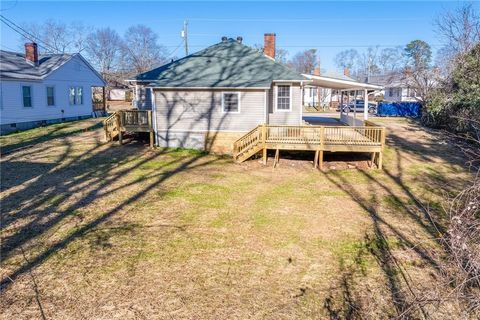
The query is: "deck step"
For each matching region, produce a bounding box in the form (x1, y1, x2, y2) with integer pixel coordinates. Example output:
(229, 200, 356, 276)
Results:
(235, 143, 262, 163)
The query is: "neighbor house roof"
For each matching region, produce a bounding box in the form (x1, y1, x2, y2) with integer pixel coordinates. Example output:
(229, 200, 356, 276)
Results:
(0, 50, 105, 85)
(368, 73, 405, 87)
(134, 38, 307, 88)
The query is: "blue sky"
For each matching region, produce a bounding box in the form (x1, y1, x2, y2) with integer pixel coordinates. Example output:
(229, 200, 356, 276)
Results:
(1, 1, 478, 71)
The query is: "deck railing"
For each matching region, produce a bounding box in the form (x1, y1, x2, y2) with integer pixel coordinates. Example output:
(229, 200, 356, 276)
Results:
(103, 112, 120, 141)
(120, 110, 151, 127)
(103, 110, 154, 147)
(233, 123, 385, 160)
(264, 125, 384, 146)
(233, 125, 263, 156)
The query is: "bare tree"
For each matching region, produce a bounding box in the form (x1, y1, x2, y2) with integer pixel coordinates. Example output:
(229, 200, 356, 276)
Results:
(288, 49, 317, 74)
(122, 24, 168, 74)
(275, 48, 289, 65)
(252, 44, 289, 65)
(436, 3, 480, 57)
(378, 46, 405, 72)
(85, 28, 122, 82)
(334, 49, 359, 70)
(356, 46, 380, 81)
(20, 19, 86, 53)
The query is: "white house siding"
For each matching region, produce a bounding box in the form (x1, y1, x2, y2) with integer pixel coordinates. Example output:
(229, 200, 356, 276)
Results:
(154, 88, 266, 149)
(0, 55, 104, 133)
(267, 83, 303, 125)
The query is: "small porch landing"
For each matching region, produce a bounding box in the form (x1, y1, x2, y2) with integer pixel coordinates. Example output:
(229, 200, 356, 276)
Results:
(103, 110, 154, 147)
(233, 122, 386, 169)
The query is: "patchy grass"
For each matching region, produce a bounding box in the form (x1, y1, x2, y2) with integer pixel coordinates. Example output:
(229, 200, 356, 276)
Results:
(0, 118, 474, 319)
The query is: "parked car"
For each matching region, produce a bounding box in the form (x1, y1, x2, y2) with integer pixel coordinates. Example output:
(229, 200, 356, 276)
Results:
(337, 100, 377, 114)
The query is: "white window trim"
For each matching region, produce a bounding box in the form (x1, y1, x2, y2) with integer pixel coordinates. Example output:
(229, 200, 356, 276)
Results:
(76, 86, 84, 105)
(46, 85, 56, 107)
(221, 92, 241, 114)
(274, 83, 292, 112)
(21, 84, 33, 108)
(69, 86, 76, 105)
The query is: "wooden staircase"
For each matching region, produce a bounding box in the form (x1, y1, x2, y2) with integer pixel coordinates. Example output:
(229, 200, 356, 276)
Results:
(103, 112, 120, 141)
(103, 110, 154, 148)
(233, 125, 264, 163)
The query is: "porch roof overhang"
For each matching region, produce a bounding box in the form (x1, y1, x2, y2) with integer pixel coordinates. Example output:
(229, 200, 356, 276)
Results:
(302, 74, 383, 91)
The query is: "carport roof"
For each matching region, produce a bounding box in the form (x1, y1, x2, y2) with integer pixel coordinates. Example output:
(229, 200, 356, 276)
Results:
(302, 73, 383, 90)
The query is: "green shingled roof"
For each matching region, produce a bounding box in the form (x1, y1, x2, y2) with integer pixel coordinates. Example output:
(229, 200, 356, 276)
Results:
(135, 38, 306, 88)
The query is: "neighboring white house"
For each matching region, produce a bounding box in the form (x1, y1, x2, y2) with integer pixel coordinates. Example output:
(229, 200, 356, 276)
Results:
(0, 43, 106, 134)
(369, 73, 421, 102)
(303, 70, 360, 109)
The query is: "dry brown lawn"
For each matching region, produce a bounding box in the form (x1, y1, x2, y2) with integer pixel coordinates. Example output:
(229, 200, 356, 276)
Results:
(0, 118, 474, 319)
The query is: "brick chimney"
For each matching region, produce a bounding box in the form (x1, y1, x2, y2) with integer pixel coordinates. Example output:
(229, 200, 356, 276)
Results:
(343, 67, 350, 77)
(25, 43, 39, 65)
(314, 67, 320, 76)
(264, 33, 276, 60)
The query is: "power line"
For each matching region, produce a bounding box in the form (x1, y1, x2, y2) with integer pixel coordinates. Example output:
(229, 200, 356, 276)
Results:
(164, 40, 184, 60)
(0, 14, 59, 53)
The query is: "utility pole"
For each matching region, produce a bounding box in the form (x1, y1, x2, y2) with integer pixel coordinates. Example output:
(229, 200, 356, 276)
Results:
(182, 20, 189, 56)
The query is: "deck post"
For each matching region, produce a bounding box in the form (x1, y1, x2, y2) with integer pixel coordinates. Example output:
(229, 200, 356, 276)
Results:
(116, 112, 122, 145)
(314, 150, 319, 168)
(370, 152, 376, 168)
(273, 149, 280, 168)
(378, 127, 386, 170)
(319, 150, 324, 170)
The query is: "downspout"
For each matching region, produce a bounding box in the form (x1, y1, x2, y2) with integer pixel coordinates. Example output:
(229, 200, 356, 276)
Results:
(150, 88, 158, 146)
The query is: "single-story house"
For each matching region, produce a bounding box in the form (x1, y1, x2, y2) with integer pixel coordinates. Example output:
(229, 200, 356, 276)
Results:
(0, 43, 106, 134)
(369, 73, 421, 103)
(128, 34, 308, 153)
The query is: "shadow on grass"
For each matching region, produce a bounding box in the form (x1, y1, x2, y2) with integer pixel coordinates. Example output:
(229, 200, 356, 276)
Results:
(320, 127, 471, 318)
(0, 120, 102, 155)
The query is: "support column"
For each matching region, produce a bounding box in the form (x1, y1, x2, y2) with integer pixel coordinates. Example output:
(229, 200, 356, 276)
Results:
(102, 86, 107, 112)
(353, 90, 357, 123)
(364, 89, 369, 120)
(319, 150, 324, 170)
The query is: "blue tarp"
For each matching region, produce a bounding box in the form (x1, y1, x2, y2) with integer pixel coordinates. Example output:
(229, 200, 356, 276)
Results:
(377, 102, 421, 117)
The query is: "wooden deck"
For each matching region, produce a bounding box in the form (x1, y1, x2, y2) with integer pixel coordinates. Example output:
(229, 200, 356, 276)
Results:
(233, 121, 386, 169)
(103, 110, 154, 147)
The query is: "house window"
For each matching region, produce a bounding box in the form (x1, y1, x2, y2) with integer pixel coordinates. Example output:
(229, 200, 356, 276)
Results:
(222, 92, 240, 113)
(276, 85, 291, 111)
(69, 86, 84, 105)
(47, 86, 55, 106)
(69, 87, 75, 105)
(76, 87, 83, 105)
(22, 86, 32, 107)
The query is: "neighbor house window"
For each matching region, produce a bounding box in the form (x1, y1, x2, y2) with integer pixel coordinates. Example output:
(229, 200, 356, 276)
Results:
(69, 86, 84, 105)
(222, 92, 240, 113)
(276, 85, 291, 111)
(22, 86, 32, 107)
(76, 87, 83, 105)
(47, 86, 55, 106)
(69, 87, 75, 105)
